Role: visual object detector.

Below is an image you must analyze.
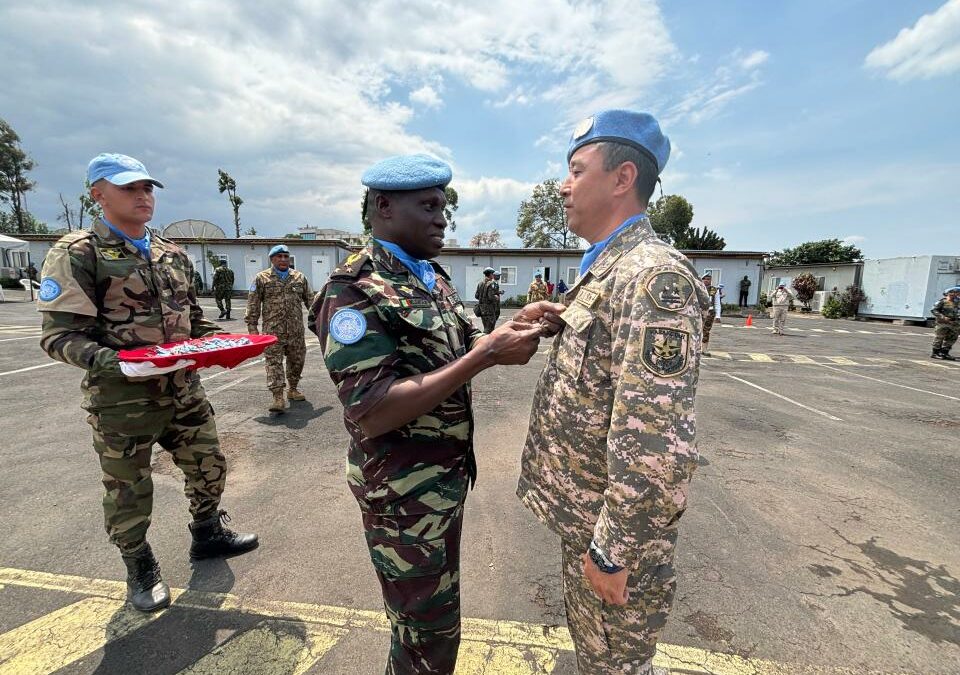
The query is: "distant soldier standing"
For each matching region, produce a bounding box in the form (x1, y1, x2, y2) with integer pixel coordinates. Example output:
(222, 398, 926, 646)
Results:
(246, 244, 313, 412)
(309, 154, 556, 675)
(477, 268, 503, 333)
(738, 274, 751, 308)
(930, 286, 960, 360)
(37, 153, 257, 612)
(517, 110, 708, 675)
(527, 272, 549, 302)
(701, 272, 720, 355)
(212, 259, 235, 320)
(770, 283, 793, 336)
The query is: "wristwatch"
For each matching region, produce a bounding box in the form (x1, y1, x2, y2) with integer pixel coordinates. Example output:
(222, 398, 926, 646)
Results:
(588, 541, 624, 574)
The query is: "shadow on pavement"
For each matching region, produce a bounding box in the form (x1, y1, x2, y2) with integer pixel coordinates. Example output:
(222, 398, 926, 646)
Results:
(253, 402, 332, 430)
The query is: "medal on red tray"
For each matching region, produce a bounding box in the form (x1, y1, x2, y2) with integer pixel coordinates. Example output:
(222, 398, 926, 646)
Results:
(118, 333, 278, 370)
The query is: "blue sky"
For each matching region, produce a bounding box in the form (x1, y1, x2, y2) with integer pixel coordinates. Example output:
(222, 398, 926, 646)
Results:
(1, 0, 957, 257)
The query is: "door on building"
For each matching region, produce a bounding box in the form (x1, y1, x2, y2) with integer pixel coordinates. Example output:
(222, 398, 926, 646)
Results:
(244, 255, 263, 289)
(311, 255, 331, 290)
(465, 266, 487, 301)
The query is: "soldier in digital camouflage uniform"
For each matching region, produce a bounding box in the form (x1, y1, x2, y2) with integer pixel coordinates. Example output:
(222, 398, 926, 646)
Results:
(517, 111, 708, 675)
(212, 259, 236, 320)
(930, 286, 960, 360)
(37, 153, 257, 613)
(700, 273, 719, 356)
(528, 273, 549, 303)
(246, 244, 313, 412)
(309, 154, 559, 675)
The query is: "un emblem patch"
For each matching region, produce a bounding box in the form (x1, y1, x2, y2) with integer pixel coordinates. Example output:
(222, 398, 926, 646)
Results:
(329, 308, 367, 345)
(640, 327, 690, 377)
(646, 272, 693, 312)
(38, 278, 62, 302)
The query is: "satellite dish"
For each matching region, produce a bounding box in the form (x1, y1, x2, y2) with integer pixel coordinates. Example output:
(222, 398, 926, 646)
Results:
(162, 219, 227, 239)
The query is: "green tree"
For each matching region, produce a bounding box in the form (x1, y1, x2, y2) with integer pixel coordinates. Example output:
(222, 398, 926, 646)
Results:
(0, 118, 36, 234)
(284, 232, 303, 239)
(244, 226, 258, 236)
(469, 230, 505, 248)
(647, 194, 693, 245)
(80, 181, 102, 227)
(57, 193, 78, 232)
(0, 210, 47, 234)
(361, 186, 459, 234)
(674, 225, 726, 250)
(516, 179, 578, 249)
(217, 169, 243, 238)
(791, 272, 819, 311)
(768, 239, 863, 266)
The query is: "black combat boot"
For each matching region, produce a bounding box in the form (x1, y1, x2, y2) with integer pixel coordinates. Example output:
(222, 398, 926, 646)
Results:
(942, 349, 956, 361)
(225, 312, 231, 320)
(121, 543, 171, 612)
(189, 510, 259, 560)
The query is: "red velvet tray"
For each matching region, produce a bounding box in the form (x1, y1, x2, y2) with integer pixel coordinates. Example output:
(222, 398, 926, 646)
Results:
(118, 334, 278, 370)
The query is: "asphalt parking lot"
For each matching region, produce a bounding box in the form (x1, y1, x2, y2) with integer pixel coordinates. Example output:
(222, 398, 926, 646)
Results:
(0, 291, 957, 674)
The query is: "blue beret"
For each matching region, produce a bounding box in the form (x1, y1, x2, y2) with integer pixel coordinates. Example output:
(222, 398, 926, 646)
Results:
(268, 244, 290, 257)
(567, 109, 670, 174)
(87, 153, 164, 188)
(362, 154, 452, 191)
(945, 286, 960, 294)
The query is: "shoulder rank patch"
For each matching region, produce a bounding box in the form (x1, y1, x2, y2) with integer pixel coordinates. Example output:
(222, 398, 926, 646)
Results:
(640, 326, 690, 377)
(329, 308, 367, 345)
(98, 248, 125, 260)
(38, 278, 62, 302)
(332, 251, 369, 278)
(646, 271, 694, 312)
(575, 287, 600, 309)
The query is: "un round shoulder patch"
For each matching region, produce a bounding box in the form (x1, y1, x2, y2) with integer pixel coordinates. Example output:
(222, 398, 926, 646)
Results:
(38, 278, 62, 302)
(329, 308, 367, 345)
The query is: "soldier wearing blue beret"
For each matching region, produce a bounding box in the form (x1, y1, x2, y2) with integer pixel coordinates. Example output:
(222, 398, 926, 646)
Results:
(309, 154, 564, 674)
(931, 286, 960, 360)
(517, 110, 709, 674)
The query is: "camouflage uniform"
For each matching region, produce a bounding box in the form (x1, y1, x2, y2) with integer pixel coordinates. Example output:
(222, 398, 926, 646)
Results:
(309, 242, 483, 675)
(702, 285, 718, 351)
(528, 278, 549, 303)
(477, 278, 501, 333)
(770, 288, 792, 335)
(38, 219, 226, 553)
(517, 217, 706, 673)
(931, 295, 959, 352)
(212, 265, 235, 317)
(245, 267, 313, 394)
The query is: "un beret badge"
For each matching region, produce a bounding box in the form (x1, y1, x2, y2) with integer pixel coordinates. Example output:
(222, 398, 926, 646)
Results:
(572, 116, 594, 140)
(640, 327, 690, 377)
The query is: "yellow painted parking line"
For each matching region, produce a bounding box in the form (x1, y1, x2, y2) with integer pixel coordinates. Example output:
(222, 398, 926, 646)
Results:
(0, 597, 161, 675)
(823, 356, 858, 365)
(909, 359, 960, 371)
(785, 354, 817, 364)
(176, 620, 347, 675)
(456, 640, 557, 674)
(0, 566, 895, 675)
(747, 353, 775, 362)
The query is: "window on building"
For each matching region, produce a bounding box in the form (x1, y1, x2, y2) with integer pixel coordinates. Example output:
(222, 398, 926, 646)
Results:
(213, 254, 230, 268)
(10, 251, 29, 268)
(566, 267, 578, 285)
(815, 276, 825, 291)
(499, 266, 517, 285)
(288, 255, 296, 269)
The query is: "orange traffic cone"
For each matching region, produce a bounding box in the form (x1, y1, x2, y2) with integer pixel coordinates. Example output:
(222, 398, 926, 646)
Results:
(745, 314, 753, 327)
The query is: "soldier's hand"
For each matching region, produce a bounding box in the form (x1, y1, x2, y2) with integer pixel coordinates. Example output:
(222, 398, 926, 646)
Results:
(477, 321, 541, 365)
(248, 327, 260, 335)
(119, 359, 195, 379)
(582, 553, 629, 605)
(515, 301, 566, 337)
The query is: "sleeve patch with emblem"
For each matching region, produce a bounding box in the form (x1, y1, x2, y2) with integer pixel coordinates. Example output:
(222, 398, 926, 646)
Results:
(329, 308, 367, 345)
(646, 272, 693, 311)
(38, 278, 62, 302)
(640, 326, 690, 377)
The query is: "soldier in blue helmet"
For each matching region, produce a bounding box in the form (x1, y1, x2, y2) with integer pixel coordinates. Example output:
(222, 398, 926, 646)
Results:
(517, 111, 709, 675)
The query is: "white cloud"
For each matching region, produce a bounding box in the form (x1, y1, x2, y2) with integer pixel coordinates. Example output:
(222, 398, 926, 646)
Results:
(409, 85, 443, 109)
(865, 0, 960, 81)
(842, 235, 866, 244)
(739, 50, 770, 69)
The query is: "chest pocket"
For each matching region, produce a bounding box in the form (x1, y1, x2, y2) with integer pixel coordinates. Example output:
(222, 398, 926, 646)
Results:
(553, 303, 597, 380)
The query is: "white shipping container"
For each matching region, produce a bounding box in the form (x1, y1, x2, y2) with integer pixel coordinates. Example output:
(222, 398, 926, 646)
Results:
(859, 256, 960, 320)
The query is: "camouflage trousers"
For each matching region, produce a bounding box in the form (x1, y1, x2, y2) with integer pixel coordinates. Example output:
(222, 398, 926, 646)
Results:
(932, 323, 958, 350)
(561, 540, 676, 674)
(480, 311, 499, 334)
(362, 504, 465, 675)
(214, 291, 232, 315)
(264, 335, 306, 392)
(702, 310, 716, 348)
(87, 394, 226, 553)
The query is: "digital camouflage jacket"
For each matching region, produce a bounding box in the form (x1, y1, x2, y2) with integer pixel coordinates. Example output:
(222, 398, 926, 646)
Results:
(309, 242, 483, 516)
(38, 219, 221, 411)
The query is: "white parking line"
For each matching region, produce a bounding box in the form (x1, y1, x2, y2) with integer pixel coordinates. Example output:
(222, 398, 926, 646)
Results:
(720, 372, 843, 421)
(207, 375, 253, 395)
(0, 362, 61, 378)
(0, 335, 41, 343)
(815, 363, 960, 401)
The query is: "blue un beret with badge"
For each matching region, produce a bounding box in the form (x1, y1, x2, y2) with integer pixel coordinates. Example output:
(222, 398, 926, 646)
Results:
(567, 109, 671, 174)
(361, 154, 452, 191)
(268, 244, 289, 257)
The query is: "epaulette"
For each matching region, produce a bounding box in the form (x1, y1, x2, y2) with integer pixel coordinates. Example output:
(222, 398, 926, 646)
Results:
(330, 251, 371, 279)
(54, 229, 95, 251)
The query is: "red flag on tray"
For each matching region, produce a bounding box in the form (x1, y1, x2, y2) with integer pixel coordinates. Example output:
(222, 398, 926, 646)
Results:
(118, 333, 278, 370)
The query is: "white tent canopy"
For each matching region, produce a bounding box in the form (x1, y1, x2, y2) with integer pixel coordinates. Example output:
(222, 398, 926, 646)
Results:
(0, 233, 28, 249)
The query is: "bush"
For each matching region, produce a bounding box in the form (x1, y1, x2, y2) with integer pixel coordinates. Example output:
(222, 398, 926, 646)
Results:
(502, 293, 528, 308)
(839, 285, 867, 317)
(0, 277, 21, 289)
(758, 291, 770, 309)
(792, 273, 818, 311)
(821, 295, 844, 319)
